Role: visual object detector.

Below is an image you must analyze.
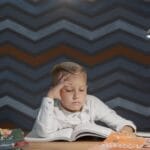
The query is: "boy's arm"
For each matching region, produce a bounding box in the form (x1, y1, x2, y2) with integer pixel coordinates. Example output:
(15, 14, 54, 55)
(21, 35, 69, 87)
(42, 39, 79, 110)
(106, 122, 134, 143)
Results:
(90, 95, 136, 133)
(34, 97, 60, 137)
(34, 74, 71, 137)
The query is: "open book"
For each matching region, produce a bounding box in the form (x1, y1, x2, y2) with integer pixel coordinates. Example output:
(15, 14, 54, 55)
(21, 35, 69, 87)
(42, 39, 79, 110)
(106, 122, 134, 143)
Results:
(25, 123, 113, 142)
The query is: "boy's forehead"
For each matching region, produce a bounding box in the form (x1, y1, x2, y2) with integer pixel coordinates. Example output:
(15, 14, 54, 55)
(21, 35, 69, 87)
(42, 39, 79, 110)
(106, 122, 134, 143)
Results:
(64, 84, 87, 89)
(67, 73, 86, 81)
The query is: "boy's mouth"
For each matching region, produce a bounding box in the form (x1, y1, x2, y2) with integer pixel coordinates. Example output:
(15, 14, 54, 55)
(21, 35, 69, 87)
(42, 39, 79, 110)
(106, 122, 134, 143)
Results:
(72, 102, 81, 105)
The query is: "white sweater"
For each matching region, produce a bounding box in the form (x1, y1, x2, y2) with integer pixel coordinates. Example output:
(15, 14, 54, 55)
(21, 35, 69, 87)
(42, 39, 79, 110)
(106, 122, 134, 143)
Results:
(33, 94, 136, 137)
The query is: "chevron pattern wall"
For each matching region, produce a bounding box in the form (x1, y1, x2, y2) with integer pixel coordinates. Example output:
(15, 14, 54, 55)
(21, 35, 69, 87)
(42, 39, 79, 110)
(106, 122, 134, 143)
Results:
(0, 0, 150, 131)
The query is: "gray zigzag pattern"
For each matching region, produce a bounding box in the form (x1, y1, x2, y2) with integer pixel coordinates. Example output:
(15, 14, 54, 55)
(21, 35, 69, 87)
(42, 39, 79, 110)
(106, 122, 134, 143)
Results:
(0, 19, 147, 41)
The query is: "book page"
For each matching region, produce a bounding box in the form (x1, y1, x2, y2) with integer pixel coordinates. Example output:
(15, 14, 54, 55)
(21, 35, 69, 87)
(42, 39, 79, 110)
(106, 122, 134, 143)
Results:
(71, 123, 113, 140)
(47, 128, 73, 141)
(136, 132, 150, 138)
(25, 128, 73, 142)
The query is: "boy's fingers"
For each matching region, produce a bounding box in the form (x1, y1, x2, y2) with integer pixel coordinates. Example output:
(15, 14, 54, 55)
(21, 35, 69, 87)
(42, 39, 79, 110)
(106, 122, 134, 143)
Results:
(57, 73, 63, 80)
(59, 81, 72, 89)
(56, 80, 71, 90)
(59, 74, 70, 83)
(119, 131, 136, 137)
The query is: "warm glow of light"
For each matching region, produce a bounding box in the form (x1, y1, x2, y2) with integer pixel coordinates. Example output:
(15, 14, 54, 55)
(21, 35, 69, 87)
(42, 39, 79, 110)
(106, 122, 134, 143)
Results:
(147, 35, 150, 39)
(146, 29, 150, 39)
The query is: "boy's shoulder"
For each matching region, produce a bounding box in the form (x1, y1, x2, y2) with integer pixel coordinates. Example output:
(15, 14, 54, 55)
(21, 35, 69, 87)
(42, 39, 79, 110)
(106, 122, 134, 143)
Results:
(86, 94, 99, 100)
(86, 94, 107, 107)
(86, 94, 101, 104)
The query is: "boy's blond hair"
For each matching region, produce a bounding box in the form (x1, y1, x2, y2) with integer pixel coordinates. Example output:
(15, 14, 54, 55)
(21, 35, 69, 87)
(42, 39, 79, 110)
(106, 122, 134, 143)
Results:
(51, 62, 87, 86)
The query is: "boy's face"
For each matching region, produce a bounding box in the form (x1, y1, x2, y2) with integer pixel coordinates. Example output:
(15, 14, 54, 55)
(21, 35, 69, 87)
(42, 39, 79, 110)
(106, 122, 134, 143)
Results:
(60, 72, 87, 112)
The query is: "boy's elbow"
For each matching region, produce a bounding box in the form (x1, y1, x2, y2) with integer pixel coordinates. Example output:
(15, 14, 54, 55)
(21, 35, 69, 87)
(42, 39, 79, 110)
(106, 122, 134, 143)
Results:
(35, 127, 48, 137)
(35, 123, 57, 137)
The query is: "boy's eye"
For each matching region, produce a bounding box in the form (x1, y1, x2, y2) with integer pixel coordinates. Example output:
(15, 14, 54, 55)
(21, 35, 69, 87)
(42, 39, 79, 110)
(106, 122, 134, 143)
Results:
(65, 89, 73, 92)
(79, 89, 85, 92)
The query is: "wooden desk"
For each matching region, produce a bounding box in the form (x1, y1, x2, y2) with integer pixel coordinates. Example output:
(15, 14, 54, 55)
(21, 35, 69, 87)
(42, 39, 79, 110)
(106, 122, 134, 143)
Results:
(24, 140, 150, 150)
(24, 141, 100, 150)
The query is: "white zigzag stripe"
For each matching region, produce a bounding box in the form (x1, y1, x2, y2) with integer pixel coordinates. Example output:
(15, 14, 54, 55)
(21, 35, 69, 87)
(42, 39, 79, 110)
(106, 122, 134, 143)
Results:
(106, 97, 150, 117)
(0, 19, 146, 41)
(0, 96, 39, 118)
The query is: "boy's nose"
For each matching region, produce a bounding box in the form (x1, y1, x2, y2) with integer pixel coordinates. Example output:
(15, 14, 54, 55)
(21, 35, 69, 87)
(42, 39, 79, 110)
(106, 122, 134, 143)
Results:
(73, 91, 79, 99)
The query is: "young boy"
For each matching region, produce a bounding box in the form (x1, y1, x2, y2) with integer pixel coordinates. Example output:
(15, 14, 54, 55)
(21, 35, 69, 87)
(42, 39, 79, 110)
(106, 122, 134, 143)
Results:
(33, 61, 136, 138)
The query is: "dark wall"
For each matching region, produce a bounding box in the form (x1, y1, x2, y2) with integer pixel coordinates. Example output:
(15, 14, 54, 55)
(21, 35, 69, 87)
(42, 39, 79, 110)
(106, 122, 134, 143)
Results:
(0, 0, 150, 131)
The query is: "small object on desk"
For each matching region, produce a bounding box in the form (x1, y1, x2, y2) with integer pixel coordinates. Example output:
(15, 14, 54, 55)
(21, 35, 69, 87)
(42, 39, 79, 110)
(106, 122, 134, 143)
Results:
(0, 128, 28, 150)
(88, 132, 148, 150)
(104, 132, 146, 149)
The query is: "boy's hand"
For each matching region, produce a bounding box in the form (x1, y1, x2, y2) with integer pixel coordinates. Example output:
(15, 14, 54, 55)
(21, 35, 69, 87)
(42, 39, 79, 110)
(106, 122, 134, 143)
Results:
(119, 125, 135, 136)
(47, 73, 70, 100)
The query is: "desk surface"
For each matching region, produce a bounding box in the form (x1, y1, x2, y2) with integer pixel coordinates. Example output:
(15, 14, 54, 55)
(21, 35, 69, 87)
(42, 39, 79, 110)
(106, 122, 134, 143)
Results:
(24, 141, 150, 150)
(24, 141, 100, 150)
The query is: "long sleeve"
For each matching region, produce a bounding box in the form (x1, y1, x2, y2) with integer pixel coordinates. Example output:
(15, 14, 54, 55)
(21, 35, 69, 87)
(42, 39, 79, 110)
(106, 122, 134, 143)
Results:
(88, 95, 136, 131)
(34, 97, 60, 137)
